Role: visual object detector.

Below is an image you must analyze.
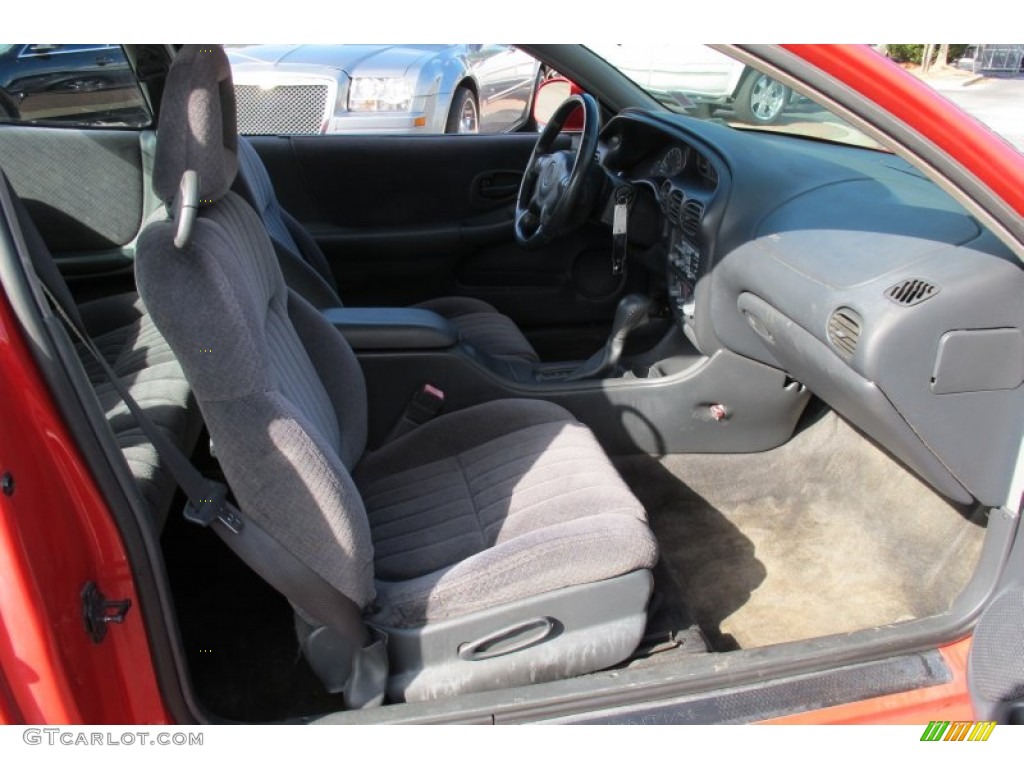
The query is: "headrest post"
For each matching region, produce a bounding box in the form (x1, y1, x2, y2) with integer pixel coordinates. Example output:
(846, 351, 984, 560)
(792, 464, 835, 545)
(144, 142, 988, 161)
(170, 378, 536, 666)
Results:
(174, 170, 200, 249)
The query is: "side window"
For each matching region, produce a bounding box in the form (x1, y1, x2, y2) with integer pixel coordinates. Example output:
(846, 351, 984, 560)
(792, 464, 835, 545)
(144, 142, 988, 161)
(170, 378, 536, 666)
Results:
(228, 44, 544, 136)
(0, 44, 151, 128)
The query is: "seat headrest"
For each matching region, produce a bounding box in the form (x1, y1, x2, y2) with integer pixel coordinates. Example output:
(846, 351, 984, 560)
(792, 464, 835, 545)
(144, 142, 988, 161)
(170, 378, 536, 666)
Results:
(153, 45, 238, 207)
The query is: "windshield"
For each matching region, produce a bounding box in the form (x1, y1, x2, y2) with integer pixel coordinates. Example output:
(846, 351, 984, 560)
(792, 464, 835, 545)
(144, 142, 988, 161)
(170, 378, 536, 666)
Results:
(586, 44, 885, 151)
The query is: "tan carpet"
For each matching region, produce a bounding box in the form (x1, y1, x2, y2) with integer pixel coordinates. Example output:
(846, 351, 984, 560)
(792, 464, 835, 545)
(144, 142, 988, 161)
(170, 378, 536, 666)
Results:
(615, 410, 987, 651)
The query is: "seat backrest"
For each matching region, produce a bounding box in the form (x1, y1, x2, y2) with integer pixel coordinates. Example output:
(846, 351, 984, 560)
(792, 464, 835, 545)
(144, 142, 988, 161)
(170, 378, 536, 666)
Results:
(235, 136, 344, 310)
(135, 45, 376, 608)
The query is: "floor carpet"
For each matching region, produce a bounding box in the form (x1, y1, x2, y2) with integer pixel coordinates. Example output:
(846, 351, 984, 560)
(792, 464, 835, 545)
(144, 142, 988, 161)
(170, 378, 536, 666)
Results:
(614, 408, 987, 651)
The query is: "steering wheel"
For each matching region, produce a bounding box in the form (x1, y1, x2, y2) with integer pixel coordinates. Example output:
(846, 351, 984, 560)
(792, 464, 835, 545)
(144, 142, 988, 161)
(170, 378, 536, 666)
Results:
(514, 92, 600, 249)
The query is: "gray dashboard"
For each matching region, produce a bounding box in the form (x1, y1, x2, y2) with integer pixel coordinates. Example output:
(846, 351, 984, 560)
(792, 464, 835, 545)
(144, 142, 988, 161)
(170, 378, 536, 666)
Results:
(602, 110, 1024, 506)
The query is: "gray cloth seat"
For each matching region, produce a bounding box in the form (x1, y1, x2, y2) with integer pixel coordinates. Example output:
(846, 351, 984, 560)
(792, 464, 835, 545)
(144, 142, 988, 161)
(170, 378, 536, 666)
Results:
(357, 399, 656, 629)
(8, 176, 201, 528)
(136, 45, 657, 704)
(234, 135, 540, 364)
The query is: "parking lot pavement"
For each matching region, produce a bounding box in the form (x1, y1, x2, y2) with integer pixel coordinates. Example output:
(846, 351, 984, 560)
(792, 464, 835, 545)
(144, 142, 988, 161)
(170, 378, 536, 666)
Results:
(926, 74, 1024, 151)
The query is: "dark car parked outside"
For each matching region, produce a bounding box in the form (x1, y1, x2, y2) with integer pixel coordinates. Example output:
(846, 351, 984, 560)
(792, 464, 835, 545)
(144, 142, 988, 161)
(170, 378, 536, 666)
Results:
(0, 44, 149, 127)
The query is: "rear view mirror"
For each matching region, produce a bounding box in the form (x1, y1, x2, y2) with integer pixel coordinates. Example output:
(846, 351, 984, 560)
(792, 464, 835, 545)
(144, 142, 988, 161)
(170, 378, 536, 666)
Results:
(533, 77, 585, 132)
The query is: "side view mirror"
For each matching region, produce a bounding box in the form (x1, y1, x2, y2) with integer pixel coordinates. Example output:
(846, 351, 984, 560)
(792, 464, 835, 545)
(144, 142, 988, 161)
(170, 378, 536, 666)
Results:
(533, 77, 586, 132)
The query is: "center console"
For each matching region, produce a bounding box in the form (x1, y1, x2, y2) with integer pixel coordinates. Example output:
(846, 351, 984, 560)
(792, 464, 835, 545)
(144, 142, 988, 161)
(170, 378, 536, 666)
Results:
(322, 301, 809, 456)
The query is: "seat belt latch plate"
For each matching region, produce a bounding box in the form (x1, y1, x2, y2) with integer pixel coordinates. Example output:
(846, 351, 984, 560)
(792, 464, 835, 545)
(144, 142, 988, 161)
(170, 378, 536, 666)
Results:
(183, 481, 243, 533)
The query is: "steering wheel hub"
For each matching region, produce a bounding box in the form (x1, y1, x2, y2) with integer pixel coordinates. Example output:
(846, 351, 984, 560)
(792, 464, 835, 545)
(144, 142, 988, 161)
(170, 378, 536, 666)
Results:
(514, 93, 600, 249)
(540, 159, 559, 189)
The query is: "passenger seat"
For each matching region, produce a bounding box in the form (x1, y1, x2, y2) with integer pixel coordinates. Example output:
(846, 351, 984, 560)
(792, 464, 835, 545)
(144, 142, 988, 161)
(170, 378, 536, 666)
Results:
(6, 174, 202, 529)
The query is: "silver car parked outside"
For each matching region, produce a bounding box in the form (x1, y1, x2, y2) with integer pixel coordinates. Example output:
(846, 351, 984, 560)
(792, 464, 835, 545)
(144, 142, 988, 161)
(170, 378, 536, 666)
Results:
(227, 44, 541, 135)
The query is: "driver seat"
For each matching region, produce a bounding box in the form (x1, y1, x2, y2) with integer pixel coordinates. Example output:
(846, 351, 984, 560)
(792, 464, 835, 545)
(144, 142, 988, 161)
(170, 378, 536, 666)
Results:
(136, 44, 657, 705)
(234, 136, 540, 364)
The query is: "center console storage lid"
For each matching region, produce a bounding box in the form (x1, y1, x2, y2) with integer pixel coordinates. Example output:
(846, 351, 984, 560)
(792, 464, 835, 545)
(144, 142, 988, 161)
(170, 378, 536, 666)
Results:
(322, 307, 458, 351)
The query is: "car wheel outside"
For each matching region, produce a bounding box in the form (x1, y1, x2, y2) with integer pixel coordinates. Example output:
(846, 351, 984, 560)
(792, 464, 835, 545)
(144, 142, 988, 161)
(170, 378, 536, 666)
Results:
(446, 86, 479, 134)
(734, 70, 790, 125)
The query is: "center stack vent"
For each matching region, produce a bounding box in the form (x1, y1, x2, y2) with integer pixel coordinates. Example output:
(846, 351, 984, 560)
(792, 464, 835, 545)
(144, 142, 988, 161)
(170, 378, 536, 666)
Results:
(681, 200, 704, 238)
(827, 307, 862, 361)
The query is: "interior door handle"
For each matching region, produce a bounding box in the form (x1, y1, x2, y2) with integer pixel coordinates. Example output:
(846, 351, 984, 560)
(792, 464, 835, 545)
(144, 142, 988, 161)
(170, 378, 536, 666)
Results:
(481, 184, 519, 199)
(471, 170, 523, 206)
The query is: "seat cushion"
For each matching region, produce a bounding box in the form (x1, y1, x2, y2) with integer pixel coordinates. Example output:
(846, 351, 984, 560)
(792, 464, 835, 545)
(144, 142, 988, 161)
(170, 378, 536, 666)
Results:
(413, 296, 540, 364)
(78, 292, 203, 528)
(354, 399, 657, 628)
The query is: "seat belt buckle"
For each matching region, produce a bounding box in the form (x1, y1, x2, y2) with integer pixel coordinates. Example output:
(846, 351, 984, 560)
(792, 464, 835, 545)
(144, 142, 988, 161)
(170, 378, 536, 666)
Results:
(384, 383, 445, 444)
(406, 383, 445, 426)
(183, 481, 243, 533)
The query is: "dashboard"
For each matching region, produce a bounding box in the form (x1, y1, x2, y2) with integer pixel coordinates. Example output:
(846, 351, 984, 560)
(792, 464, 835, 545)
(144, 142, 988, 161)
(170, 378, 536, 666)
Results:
(594, 109, 1024, 509)
(598, 115, 729, 348)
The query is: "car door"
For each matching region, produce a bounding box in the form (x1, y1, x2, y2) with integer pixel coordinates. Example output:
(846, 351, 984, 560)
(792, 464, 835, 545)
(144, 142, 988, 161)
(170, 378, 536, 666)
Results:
(468, 44, 539, 133)
(2, 44, 149, 127)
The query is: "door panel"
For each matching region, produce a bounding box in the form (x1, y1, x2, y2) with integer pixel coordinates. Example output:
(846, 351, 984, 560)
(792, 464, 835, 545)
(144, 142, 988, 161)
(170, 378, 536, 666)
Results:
(0, 125, 156, 301)
(247, 133, 633, 351)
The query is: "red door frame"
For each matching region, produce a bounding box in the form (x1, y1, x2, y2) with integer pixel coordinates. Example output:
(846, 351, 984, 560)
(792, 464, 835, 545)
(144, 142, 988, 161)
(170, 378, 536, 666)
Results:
(0, 288, 169, 724)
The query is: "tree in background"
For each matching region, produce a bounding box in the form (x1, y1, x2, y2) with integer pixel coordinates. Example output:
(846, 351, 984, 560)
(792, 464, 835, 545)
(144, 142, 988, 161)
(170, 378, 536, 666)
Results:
(922, 44, 935, 72)
(884, 44, 969, 67)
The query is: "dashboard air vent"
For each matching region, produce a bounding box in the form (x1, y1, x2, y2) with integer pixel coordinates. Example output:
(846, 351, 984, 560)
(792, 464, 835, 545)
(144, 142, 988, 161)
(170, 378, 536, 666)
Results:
(885, 278, 939, 306)
(696, 154, 718, 185)
(680, 200, 704, 237)
(666, 189, 684, 223)
(827, 307, 862, 361)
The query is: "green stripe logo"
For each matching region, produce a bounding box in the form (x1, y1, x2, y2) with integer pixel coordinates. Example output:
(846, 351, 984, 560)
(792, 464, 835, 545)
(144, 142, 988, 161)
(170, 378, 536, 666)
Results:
(921, 721, 950, 741)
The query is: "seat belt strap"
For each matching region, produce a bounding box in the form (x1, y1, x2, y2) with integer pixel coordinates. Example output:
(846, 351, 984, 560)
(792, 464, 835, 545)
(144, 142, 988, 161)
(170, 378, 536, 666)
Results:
(39, 282, 239, 532)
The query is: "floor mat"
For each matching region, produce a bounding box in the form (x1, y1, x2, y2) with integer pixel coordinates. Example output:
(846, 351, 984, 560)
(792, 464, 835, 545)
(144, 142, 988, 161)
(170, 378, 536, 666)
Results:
(615, 408, 987, 651)
(162, 511, 348, 722)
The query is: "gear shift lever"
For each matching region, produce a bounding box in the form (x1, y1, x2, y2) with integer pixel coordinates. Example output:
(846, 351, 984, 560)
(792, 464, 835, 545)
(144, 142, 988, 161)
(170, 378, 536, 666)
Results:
(564, 293, 654, 381)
